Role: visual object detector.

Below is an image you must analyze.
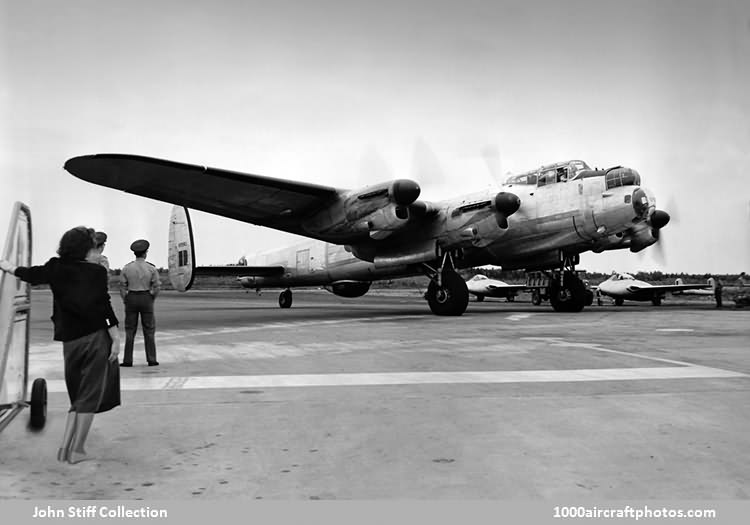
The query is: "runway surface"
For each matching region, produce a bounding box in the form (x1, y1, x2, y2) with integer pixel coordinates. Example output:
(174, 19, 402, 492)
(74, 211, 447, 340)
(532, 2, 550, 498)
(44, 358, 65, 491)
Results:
(1, 289, 749, 499)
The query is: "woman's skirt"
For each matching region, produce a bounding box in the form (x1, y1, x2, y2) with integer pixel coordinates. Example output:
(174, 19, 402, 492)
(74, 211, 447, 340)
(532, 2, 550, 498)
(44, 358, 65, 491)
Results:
(63, 328, 120, 413)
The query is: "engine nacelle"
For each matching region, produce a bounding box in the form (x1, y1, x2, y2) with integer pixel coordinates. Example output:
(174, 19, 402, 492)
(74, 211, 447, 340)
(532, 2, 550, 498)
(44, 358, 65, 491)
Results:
(344, 179, 421, 222)
(325, 280, 371, 298)
(628, 227, 658, 253)
(306, 179, 421, 240)
(592, 222, 657, 253)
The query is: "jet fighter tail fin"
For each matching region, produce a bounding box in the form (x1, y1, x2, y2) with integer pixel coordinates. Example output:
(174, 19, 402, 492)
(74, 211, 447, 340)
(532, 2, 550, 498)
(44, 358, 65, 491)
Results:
(168, 206, 196, 292)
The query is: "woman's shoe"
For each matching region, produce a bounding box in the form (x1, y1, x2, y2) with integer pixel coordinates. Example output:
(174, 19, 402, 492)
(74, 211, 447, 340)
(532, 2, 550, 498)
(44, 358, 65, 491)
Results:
(67, 450, 87, 464)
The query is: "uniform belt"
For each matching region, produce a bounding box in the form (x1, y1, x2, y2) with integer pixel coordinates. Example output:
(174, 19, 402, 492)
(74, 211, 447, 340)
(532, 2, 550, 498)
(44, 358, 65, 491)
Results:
(128, 290, 152, 294)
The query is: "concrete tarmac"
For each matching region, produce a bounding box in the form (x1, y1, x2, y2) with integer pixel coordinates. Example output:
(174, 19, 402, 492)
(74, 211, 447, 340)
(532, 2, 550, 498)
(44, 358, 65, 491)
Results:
(1, 289, 749, 499)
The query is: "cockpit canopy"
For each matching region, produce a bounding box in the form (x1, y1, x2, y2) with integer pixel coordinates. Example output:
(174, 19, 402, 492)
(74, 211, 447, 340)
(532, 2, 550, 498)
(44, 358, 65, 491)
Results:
(504, 160, 642, 191)
(612, 273, 635, 281)
(504, 160, 590, 187)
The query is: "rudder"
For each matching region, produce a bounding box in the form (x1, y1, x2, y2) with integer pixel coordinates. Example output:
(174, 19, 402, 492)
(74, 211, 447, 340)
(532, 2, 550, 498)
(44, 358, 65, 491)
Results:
(168, 206, 196, 292)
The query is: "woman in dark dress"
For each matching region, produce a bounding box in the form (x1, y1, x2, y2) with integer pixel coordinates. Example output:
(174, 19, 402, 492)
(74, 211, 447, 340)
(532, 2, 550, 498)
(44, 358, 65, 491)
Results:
(0, 226, 121, 464)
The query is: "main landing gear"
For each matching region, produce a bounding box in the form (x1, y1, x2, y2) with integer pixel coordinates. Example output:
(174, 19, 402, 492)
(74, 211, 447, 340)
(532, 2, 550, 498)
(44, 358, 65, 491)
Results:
(422, 251, 469, 316)
(278, 288, 293, 308)
(548, 254, 589, 313)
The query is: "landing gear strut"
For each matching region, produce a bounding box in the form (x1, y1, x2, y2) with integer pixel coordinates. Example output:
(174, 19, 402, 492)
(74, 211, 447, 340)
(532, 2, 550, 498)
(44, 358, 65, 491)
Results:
(548, 254, 587, 313)
(422, 251, 469, 316)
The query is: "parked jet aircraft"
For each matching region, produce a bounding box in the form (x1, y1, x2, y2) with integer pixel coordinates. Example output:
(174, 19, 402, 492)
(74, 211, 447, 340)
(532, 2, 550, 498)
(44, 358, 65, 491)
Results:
(65, 155, 672, 315)
(597, 273, 710, 306)
(465, 274, 527, 302)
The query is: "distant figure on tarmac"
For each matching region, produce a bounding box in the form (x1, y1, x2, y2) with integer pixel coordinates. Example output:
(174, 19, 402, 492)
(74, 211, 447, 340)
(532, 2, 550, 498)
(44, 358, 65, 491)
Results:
(707, 274, 723, 308)
(737, 272, 747, 289)
(120, 239, 161, 367)
(0, 226, 121, 464)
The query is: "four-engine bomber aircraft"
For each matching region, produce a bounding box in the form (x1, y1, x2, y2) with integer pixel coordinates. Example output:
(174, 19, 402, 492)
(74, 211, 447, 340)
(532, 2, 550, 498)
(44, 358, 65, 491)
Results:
(64, 155, 671, 315)
(597, 272, 710, 306)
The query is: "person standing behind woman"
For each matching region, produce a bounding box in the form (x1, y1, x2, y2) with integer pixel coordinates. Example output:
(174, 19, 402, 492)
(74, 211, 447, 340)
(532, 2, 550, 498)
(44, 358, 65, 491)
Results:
(87, 231, 110, 272)
(120, 239, 160, 366)
(0, 227, 120, 464)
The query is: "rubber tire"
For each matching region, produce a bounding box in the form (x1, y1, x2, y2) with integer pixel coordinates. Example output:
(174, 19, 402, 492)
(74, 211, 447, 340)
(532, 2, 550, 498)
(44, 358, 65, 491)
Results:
(652, 296, 662, 306)
(531, 290, 542, 306)
(278, 290, 293, 309)
(427, 272, 469, 316)
(614, 297, 624, 306)
(476, 295, 485, 302)
(29, 378, 47, 430)
(549, 272, 586, 312)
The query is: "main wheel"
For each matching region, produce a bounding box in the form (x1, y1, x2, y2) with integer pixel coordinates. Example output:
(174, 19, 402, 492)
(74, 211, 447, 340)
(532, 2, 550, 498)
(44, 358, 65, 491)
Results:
(278, 289, 293, 308)
(29, 378, 47, 430)
(651, 296, 662, 306)
(614, 297, 624, 306)
(549, 272, 586, 312)
(475, 295, 485, 302)
(426, 272, 469, 316)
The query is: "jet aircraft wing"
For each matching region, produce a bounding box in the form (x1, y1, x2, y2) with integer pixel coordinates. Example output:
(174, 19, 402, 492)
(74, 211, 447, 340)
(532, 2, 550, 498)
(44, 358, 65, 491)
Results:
(630, 283, 710, 293)
(485, 284, 528, 292)
(64, 154, 341, 239)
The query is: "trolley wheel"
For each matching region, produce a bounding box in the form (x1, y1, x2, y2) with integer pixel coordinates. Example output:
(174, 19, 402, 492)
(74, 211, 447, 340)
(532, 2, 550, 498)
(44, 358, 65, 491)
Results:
(29, 378, 47, 430)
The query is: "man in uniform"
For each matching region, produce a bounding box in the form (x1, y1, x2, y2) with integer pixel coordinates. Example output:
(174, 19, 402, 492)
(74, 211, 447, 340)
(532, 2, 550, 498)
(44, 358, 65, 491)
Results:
(707, 274, 723, 308)
(120, 239, 161, 366)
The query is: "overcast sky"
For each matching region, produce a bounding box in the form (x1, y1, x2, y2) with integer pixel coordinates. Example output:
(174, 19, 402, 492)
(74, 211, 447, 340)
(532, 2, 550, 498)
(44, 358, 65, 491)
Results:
(2, 0, 749, 275)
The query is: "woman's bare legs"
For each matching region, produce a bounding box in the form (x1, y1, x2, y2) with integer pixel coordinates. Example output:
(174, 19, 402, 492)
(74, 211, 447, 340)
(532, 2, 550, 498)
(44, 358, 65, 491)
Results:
(67, 413, 94, 464)
(58, 411, 77, 462)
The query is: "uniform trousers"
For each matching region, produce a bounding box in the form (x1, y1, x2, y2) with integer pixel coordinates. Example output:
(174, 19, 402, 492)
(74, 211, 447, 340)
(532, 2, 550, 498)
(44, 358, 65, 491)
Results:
(123, 291, 157, 364)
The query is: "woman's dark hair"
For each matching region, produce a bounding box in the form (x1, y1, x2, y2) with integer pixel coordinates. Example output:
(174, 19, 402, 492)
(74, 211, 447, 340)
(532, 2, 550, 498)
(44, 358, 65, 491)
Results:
(57, 227, 96, 261)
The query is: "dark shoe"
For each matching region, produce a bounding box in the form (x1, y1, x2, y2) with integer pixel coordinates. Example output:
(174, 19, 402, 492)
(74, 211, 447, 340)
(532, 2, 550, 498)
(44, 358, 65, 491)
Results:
(148, 361, 159, 366)
(120, 362, 132, 367)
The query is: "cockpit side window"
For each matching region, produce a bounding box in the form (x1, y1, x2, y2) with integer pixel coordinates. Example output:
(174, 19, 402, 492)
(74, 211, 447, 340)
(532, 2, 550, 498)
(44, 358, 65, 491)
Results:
(537, 169, 557, 187)
(505, 172, 538, 185)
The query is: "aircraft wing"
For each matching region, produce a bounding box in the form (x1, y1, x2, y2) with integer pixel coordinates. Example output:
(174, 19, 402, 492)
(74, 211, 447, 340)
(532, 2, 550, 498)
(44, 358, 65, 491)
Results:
(194, 265, 284, 277)
(486, 284, 527, 293)
(631, 284, 711, 293)
(64, 154, 341, 239)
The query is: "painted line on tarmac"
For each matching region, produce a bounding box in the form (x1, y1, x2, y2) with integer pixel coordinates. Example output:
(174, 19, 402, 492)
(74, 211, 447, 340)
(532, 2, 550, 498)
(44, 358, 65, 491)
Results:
(40, 365, 746, 393)
(521, 337, 708, 368)
(156, 315, 422, 341)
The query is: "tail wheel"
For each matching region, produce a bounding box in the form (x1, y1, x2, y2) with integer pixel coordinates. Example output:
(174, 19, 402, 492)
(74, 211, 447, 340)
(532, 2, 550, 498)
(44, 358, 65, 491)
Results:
(278, 289, 293, 309)
(29, 378, 47, 430)
(426, 272, 469, 316)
